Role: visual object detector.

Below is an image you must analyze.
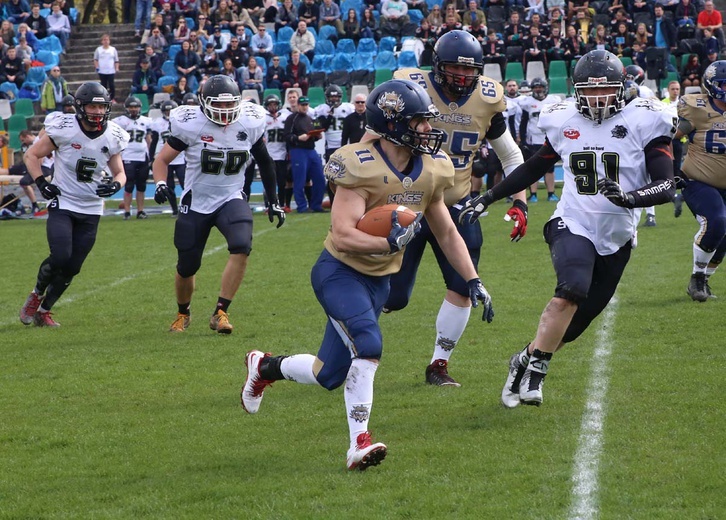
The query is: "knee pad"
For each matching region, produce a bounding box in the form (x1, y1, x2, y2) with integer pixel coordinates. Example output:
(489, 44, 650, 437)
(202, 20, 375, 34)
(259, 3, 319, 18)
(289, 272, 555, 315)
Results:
(346, 315, 383, 360)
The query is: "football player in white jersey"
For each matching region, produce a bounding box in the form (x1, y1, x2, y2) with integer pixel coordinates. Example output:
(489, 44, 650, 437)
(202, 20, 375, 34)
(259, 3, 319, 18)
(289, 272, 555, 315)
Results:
(19, 82, 129, 328)
(114, 96, 153, 219)
(519, 77, 562, 202)
(460, 50, 677, 407)
(148, 100, 186, 215)
(263, 94, 293, 212)
(315, 85, 355, 203)
(152, 75, 286, 334)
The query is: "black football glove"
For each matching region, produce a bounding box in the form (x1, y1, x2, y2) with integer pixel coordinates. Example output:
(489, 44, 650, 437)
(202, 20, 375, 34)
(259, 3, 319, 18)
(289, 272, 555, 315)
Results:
(467, 278, 494, 323)
(597, 178, 635, 208)
(268, 202, 286, 228)
(387, 210, 423, 253)
(154, 181, 175, 204)
(35, 176, 61, 200)
(96, 181, 122, 198)
(459, 190, 494, 225)
(505, 199, 528, 242)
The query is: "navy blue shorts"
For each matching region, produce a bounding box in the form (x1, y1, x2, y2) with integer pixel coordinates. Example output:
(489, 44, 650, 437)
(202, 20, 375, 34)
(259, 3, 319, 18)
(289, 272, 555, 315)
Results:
(123, 160, 149, 194)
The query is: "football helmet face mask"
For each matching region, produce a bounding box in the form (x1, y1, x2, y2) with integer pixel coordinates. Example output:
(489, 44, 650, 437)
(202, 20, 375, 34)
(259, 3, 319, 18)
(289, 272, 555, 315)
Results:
(573, 50, 626, 123)
(125, 96, 142, 119)
(325, 85, 343, 108)
(74, 82, 112, 130)
(702, 60, 726, 101)
(264, 94, 281, 114)
(432, 30, 483, 96)
(530, 77, 548, 101)
(366, 79, 444, 156)
(198, 74, 243, 125)
(160, 100, 178, 119)
(625, 64, 645, 85)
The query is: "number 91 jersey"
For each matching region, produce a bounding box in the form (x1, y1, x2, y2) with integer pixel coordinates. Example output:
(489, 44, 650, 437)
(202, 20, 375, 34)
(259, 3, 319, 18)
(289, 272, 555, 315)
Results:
(394, 68, 505, 206)
(542, 98, 676, 255)
(45, 114, 129, 216)
(169, 101, 266, 214)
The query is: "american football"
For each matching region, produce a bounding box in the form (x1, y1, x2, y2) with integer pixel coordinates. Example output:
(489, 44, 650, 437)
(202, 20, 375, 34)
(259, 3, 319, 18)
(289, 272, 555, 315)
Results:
(356, 204, 418, 237)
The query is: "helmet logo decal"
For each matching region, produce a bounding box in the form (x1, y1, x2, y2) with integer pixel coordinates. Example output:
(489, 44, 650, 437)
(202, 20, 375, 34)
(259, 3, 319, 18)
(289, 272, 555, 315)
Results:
(91, 96, 107, 103)
(457, 57, 475, 66)
(704, 64, 716, 81)
(588, 76, 608, 84)
(377, 91, 405, 120)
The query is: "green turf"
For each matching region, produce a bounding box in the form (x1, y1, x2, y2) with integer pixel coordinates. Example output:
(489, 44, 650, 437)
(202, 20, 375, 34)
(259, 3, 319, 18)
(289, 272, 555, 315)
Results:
(1, 200, 724, 519)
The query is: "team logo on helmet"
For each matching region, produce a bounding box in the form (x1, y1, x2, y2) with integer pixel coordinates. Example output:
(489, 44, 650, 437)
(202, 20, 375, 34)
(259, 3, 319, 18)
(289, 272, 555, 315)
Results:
(704, 64, 717, 81)
(377, 91, 405, 120)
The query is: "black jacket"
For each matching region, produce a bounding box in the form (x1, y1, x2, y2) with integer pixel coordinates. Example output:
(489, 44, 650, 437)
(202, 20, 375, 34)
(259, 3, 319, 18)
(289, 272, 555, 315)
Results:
(284, 111, 319, 149)
(341, 112, 367, 146)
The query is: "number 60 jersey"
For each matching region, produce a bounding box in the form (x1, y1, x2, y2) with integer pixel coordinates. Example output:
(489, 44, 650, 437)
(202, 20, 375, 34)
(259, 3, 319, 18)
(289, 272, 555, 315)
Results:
(168, 101, 266, 214)
(542, 98, 676, 255)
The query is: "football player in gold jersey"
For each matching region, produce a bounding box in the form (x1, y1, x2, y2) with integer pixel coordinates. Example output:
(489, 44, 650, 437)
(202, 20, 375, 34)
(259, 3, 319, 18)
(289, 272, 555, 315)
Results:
(387, 30, 527, 386)
(676, 60, 726, 301)
(240, 80, 494, 471)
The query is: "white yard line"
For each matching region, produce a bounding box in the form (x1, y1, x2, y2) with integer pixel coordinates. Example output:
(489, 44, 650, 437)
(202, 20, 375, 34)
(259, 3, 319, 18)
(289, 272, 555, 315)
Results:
(1, 220, 298, 328)
(568, 295, 618, 520)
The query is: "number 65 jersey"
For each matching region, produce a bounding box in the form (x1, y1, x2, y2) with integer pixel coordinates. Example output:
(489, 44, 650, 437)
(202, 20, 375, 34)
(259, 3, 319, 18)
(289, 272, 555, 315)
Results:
(542, 98, 676, 255)
(678, 93, 726, 189)
(168, 102, 266, 214)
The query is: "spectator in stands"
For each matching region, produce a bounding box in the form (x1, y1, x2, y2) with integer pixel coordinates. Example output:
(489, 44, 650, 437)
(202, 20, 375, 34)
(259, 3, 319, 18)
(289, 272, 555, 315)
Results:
(439, 12, 463, 35)
(177, 0, 198, 20)
(224, 35, 249, 69)
(682, 52, 701, 87)
(147, 26, 169, 55)
(468, 16, 487, 42)
(93, 33, 119, 102)
(283, 48, 309, 95)
(364, 0, 381, 11)
(341, 93, 367, 145)
(698, 0, 724, 49)
(250, 24, 274, 64)
(381, 0, 410, 37)
(172, 75, 192, 104)
(241, 0, 265, 27)
(196, 14, 213, 37)
(159, 1, 181, 31)
(548, 2, 566, 26)
(207, 25, 225, 52)
(188, 31, 204, 55)
(135, 0, 153, 38)
(612, 22, 635, 57)
(16, 22, 39, 53)
(220, 57, 242, 87)
(563, 23, 586, 66)
(130, 57, 157, 102)
(573, 10, 593, 44)
(360, 7, 380, 40)
(298, 0, 320, 28)
(139, 44, 164, 75)
(633, 22, 652, 47)
(630, 0, 652, 18)
(319, 0, 343, 32)
(212, 0, 238, 31)
(526, 0, 546, 20)
(40, 66, 68, 113)
(523, 24, 548, 71)
(631, 41, 647, 69)
(587, 24, 612, 52)
(0, 21, 16, 48)
(0, 36, 9, 61)
(172, 16, 191, 44)
(567, 0, 592, 24)
(341, 9, 361, 41)
(201, 42, 221, 75)
(240, 55, 264, 95)
(609, 9, 633, 35)
(15, 37, 33, 69)
(6, 0, 31, 24)
(546, 24, 566, 62)
(291, 21, 316, 63)
(266, 55, 287, 89)
(462, 0, 486, 29)
(529, 12, 550, 37)
(703, 26, 721, 57)
(654, 5, 678, 72)
(143, 13, 171, 45)
(276, 0, 298, 32)
(606, 0, 624, 14)
(426, 4, 444, 30)
(442, 3, 462, 23)
(28, 4, 48, 40)
(504, 11, 525, 47)
(175, 39, 201, 80)
(0, 47, 26, 87)
(700, 47, 719, 75)
(675, 0, 698, 39)
(482, 28, 506, 76)
(262, 0, 279, 23)
(406, 0, 429, 17)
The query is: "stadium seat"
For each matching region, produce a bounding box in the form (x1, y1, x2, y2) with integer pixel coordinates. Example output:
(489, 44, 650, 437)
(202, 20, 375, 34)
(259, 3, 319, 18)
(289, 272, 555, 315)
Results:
(397, 51, 418, 68)
(684, 86, 700, 94)
(18, 84, 40, 102)
(0, 82, 19, 104)
(277, 26, 294, 42)
(526, 61, 546, 82)
(157, 75, 178, 92)
(483, 63, 503, 83)
(311, 54, 332, 73)
(619, 56, 633, 67)
(548, 60, 568, 79)
(22, 66, 47, 89)
(318, 25, 338, 42)
(13, 98, 35, 119)
(263, 88, 282, 101)
(37, 35, 62, 54)
(273, 41, 291, 57)
(331, 53, 355, 72)
(378, 36, 397, 53)
(315, 40, 335, 56)
(505, 62, 524, 82)
(549, 76, 569, 96)
(0, 99, 12, 121)
(426, 0, 443, 9)
(256, 56, 267, 74)
(162, 60, 178, 78)
(374, 51, 396, 71)
(341, 0, 363, 14)
(185, 16, 195, 29)
(309, 71, 327, 87)
(352, 52, 376, 72)
(7, 114, 28, 149)
(357, 38, 377, 55)
(35, 50, 59, 71)
(336, 38, 356, 54)
(350, 69, 373, 87)
(328, 70, 351, 90)
(148, 108, 163, 119)
(167, 44, 182, 61)
(138, 94, 150, 114)
(152, 92, 171, 106)
(277, 55, 288, 69)
(307, 86, 326, 106)
(374, 68, 393, 86)
(298, 53, 311, 69)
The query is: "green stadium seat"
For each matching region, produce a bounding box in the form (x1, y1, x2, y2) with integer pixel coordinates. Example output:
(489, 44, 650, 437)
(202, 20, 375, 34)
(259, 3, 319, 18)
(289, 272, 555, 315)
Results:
(549, 76, 569, 96)
(263, 88, 282, 102)
(7, 114, 28, 150)
(619, 56, 633, 67)
(548, 60, 568, 79)
(374, 68, 393, 86)
(307, 86, 326, 107)
(505, 62, 524, 82)
(13, 98, 35, 119)
(138, 94, 149, 115)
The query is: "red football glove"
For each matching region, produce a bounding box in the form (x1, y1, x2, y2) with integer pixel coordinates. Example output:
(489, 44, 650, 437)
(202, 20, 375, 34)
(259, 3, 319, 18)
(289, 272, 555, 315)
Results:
(505, 199, 528, 242)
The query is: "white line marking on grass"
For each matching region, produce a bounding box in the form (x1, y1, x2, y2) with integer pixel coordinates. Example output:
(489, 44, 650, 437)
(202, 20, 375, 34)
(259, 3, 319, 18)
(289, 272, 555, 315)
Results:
(568, 295, 618, 520)
(0, 219, 304, 327)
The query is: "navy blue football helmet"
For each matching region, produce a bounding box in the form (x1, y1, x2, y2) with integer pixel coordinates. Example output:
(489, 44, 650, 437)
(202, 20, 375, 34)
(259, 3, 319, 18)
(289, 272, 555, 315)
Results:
(74, 82, 112, 130)
(625, 64, 645, 85)
(432, 30, 483, 96)
(623, 79, 639, 104)
(702, 60, 726, 101)
(530, 77, 548, 101)
(573, 50, 626, 122)
(366, 79, 444, 155)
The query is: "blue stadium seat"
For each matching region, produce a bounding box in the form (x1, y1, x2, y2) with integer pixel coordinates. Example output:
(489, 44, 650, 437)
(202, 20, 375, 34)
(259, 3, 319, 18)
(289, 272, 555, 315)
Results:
(0, 82, 19, 103)
(315, 40, 335, 55)
(318, 25, 338, 42)
(357, 37, 377, 54)
(274, 41, 291, 57)
(408, 9, 423, 24)
(397, 50, 418, 68)
(379, 36, 397, 53)
(352, 52, 376, 72)
(157, 75, 178, 90)
(311, 54, 332, 73)
(162, 60, 178, 77)
(37, 35, 62, 54)
(374, 50, 396, 70)
(167, 44, 182, 61)
(277, 26, 294, 42)
(336, 38, 356, 54)
(331, 53, 355, 72)
(298, 53, 311, 68)
(35, 50, 59, 71)
(426, 0, 442, 9)
(18, 84, 41, 102)
(23, 66, 47, 89)
(277, 55, 288, 69)
(341, 0, 363, 14)
(255, 56, 267, 73)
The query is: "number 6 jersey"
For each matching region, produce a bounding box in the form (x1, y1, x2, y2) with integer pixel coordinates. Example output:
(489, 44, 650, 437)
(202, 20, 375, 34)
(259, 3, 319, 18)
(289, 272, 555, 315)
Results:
(45, 113, 129, 215)
(542, 98, 676, 254)
(167, 102, 266, 214)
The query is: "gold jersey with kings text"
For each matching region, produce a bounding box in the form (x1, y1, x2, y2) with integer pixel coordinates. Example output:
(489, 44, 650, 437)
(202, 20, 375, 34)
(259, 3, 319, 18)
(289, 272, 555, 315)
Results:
(394, 68, 506, 206)
(678, 93, 726, 189)
(323, 140, 455, 276)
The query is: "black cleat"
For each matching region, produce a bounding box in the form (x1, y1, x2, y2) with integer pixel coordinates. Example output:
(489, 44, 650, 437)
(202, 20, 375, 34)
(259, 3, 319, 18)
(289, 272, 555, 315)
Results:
(687, 273, 709, 302)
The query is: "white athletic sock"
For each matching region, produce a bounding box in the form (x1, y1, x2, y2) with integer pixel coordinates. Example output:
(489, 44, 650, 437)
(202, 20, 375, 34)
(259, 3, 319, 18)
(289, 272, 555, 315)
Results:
(344, 358, 378, 447)
(431, 299, 471, 364)
(646, 206, 655, 218)
(693, 243, 715, 274)
(280, 354, 320, 385)
(706, 266, 718, 278)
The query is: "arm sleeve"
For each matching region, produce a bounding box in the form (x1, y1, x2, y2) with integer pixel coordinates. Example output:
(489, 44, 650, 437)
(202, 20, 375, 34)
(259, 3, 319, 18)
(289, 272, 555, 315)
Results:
(483, 112, 507, 141)
(250, 135, 279, 204)
(520, 109, 529, 143)
(341, 117, 351, 146)
(488, 127, 524, 176)
(166, 135, 188, 152)
(628, 137, 676, 207)
(490, 138, 560, 200)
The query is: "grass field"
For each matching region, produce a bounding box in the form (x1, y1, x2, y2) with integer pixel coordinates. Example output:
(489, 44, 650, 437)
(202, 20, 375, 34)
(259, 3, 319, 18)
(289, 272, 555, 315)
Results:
(1, 200, 724, 519)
